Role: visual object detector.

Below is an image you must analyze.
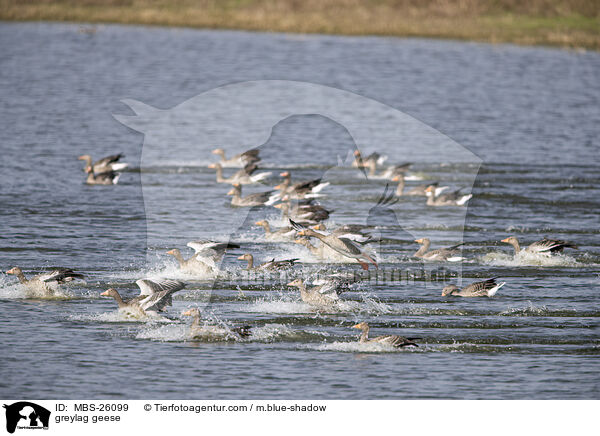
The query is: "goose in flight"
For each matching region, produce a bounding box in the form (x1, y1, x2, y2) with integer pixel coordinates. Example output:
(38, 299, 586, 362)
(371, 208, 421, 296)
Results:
(78, 153, 129, 174)
(442, 278, 505, 297)
(501, 236, 577, 256)
(352, 322, 419, 348)
(100, 278, 185, 318)
(211, 148, 260, 167)
(6, 267, 84, 297)
(413, 238, 465, 262)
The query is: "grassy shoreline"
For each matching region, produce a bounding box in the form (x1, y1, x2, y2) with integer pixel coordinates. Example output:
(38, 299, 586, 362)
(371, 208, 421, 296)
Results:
(1, 0, 598, 50)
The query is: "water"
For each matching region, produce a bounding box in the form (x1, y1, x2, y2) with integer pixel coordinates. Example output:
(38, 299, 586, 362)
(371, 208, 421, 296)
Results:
(0, 22, 599, 399)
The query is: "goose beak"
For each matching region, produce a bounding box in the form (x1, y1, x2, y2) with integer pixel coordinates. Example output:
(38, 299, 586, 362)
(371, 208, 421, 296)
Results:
(279, 172, 289, 177)
(414, 239, 422, 243)
(226, 189, 235, 196)
(351, 323, 361, 329)
(274, 184, 282, 189)
(501, 238, 510, 243)
(273, 204, 282, 209)
(237, 255, 246, 260)
(182, 310, 192, 316)
(297, 230, 306, 236)
(100, 290, 110, 296)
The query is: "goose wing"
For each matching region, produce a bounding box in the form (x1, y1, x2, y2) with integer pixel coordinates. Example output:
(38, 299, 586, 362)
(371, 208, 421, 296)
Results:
(94, 153, 124, 167)
(135, 278, 185, 296)
(138, 280, 185, 312)
(463, 278, 499, 296)
(528, 238, 577, 253)
(373, 335, 418, 347)
(38, 268, 84, 283)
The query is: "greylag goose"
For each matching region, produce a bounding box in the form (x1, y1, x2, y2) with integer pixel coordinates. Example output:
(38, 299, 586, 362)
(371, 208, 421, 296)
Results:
(183, 308, 252, 340)
(501, 236, 577, 256)
(6, 267, 84, 296)
(425, 185, 472, 206)
(292, 221, 377, 270)
(413, 238, 465, 262)
(352, 322, 419, 348)
(211, 148, 260, 167)
(227, 184, 280, 207)
(84, 166, 120, 185)
(166, 249, 214, 275)
(311, 223, 372, 243)
(237, 254, 298, 271)
(100, 279, 185, 318)
(254, 220, 295, 241)
(78, 153, 129, 173)
(392, 174, 448, 197)
(365, 160, 412, 179)
(274, 201, 331, 224)
(442, 278, 505, 297)
(293, 237, 349, 262)
(352, 150, 387, 168)
(286, 278, 345, 307)
(274, 172, 329, 199)
(186, 240, 240, 269)
(208, 162, 271, 185)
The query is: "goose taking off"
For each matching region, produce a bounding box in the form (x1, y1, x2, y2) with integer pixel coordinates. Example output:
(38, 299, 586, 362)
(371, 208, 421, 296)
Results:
(211, 148, 260, 168)
(185, 240, 240, 269)
(84, 166, 120, 185)
(442, 278, 505, 297)
(352, 322, 419, 348)
(6, 267, 84, 296)
(183, 308, 252, 340)
(501, 236, 577, 256)
(208, 162, 271, 185)
(287, 278, 345, 307)
(237, 254, 298, 271)
(292, 220, 377, 270)
(78, 153, 129, 173)
(414, 238, 465, 262)
(392, 174, 447, 197)
(275, 172, 329, 199)
(365, 161, 412, 179)
(425, 185, 472, 206)
(100, 279, 185, 318)
(227, 184, 280, 207)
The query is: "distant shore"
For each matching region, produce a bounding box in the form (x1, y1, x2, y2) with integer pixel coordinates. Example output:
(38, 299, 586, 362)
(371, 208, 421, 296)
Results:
(1, 0, 598, 50)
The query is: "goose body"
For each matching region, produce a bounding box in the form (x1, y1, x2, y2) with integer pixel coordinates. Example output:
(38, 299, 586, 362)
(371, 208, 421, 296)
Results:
(501, 236, 577, 256)
(287, 278, 345, 307)
(293, 221, 377, 270)
(227, 184, 280, 207)
(208, 162, 271, 185)
(84, 167, 120, 185)
(275, 172, 329, 199)
(274, 201, 331, 224)
(237, 254, 298, 271)
(311, 223, 371, 244)
(352, 322, 419, 347)
(352, 150, 387, 168)
(442, 278, 505, 297)
(183, 308, 252, 341)
(254, 220, 295, 241)
(101, 279, 185, 318)
(425, 186, 472, 206)
(414, 238, 465, 262)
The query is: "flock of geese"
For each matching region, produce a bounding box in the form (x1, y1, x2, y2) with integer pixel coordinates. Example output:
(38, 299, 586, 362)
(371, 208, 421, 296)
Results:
(4, 148, 580, 348)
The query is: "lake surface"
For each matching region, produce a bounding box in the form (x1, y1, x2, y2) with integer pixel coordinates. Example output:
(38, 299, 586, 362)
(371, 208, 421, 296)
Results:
(0, 22, 598, 399)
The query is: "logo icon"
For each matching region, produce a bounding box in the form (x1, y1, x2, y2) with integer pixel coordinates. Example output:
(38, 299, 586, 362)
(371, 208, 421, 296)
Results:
(3, 402, 50, 434)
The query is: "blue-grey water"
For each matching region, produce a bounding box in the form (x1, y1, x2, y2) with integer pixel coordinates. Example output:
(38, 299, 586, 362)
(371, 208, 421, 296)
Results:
(0, 22, 599, 399)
